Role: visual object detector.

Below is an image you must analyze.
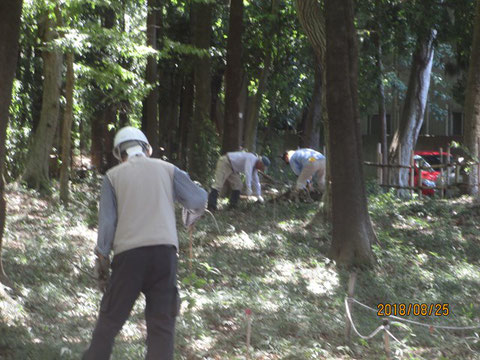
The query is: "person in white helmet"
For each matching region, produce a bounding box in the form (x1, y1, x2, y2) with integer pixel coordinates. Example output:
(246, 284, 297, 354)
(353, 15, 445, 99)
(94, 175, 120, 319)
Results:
(83, 126, 207, 360)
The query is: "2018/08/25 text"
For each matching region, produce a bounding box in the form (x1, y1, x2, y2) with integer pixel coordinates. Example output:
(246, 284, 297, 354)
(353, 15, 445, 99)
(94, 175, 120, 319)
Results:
(377, 303, 450, 317)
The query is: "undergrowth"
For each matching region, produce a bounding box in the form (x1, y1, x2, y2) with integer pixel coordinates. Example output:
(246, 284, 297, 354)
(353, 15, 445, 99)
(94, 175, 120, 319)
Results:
(1, 180, 480, 359)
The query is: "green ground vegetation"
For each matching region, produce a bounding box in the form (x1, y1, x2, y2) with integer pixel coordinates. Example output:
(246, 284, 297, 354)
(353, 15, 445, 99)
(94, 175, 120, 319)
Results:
(1, 179, 480, 359)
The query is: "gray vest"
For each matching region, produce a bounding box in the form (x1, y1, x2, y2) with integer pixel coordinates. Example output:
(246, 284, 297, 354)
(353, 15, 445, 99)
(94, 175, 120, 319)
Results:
(106, 156, 177, 255)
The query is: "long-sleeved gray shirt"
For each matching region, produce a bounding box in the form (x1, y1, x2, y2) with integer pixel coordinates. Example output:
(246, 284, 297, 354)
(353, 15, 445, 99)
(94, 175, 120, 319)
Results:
(226, 151, 261, 196)
(96, 165, 207, 257)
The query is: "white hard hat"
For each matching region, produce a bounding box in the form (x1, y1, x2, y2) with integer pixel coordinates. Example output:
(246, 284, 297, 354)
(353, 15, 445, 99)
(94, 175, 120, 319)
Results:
(113, 126, 152, 160)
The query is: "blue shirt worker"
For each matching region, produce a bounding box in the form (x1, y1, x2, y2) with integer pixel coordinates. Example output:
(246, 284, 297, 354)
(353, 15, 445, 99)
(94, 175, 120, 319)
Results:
(282, 148, 326, 193)
(207, 151, 270, 211)
(83, 126, 207, 360)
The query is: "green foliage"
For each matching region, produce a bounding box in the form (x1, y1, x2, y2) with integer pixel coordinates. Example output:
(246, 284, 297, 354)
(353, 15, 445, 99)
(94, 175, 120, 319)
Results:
(3, 178, 480, 358)
(6, 80, 31, 180)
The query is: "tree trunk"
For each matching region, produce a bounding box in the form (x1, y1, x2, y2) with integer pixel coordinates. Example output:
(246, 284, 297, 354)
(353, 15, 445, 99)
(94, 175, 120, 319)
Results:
(22, 7, 63, 192)
(389, 30, 437, 195)
(168, 72, 181, 162)
(325, 0, 376, 267)
(59, 53, 74, 204)
(188, 1, 213, 182)
(178, 75, 194, 168)
(374, 29, 388, 183)
(222, 0, 244, 153)
(143, 0, 160, 157)
(464, 0, 480, 195)
(295, 0, 331, 219)
(0, 0, 23, 284)
(211, 68, 225, 137)
(301, 59, 322, 149)
(244, 0, 279, 152)
(90, 6, 117, 173)
(91, 109, 104, 170)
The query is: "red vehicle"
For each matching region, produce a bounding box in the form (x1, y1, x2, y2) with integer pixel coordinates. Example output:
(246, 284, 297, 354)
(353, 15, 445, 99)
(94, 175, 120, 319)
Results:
(412, 151, 453, 196)
(415, 151, 452, 167)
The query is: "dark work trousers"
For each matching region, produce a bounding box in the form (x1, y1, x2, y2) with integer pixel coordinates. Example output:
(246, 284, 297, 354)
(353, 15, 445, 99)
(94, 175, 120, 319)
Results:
(83, 245, 179, 360)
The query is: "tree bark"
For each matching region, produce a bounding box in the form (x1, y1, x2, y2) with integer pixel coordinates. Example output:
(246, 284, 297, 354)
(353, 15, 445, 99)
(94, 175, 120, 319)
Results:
(244, 0, 279, 152)
(143, 0, 160, 157)
(301, 59, 322, 149)
(59, 53, 74, 204)
(178, 75, 194, 168)
(325, 0, 376, 267)
(374, 28, 388, 183)
(90, 6, 117, 173)
(389, 30, 437, 195)
(464, 0, 480, 195)
(22, 7, 63, 191)
(222, 0, 244, 153)
(188, 1, 213, 182)
(295, 0, 331, 219)
(0, 0, 23, 284)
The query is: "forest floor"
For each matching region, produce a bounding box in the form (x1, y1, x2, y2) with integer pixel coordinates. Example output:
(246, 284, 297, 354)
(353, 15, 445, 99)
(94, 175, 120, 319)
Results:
(1, 176, 480, 360)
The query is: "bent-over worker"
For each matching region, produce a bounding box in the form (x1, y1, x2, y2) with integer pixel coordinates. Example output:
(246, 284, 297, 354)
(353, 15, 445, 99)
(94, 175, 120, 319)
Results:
(207, 151, 270, 210)
(282, 148, 326, 193)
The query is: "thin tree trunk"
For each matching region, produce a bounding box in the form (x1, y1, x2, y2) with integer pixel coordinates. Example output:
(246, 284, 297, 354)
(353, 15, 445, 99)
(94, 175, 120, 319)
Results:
(188, 0, 213, 182)
(374, 29, 388, 183)
(389, 30, 437, 195)
(0, 0, 23, 285)
(178, 75, 194, 168)
(301, 59, 322, 149)
(60, 53, 74, 204)
(22, 7, 63, 192)
(325, 0, 376, 267)
(464, 0, 480, 195)
(222, 0, 244, 153)
(91, 109, 103, 170)
(244, 0, 279, 152)
(90, 6, 117, 173)
(31, 21, 46, 133)
(144, 0, 160, 157)
(238, 72, 249, 147)
(211, 68, 225, 137)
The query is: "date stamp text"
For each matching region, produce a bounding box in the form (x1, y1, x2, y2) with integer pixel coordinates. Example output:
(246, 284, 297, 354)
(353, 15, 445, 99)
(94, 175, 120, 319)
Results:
(377, 303, 450, 317)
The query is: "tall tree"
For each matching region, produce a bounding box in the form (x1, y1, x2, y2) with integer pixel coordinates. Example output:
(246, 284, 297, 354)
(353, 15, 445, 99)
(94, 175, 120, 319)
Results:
(295, 0, 332, 219)
(22, 5, 63, 191)
(222, 0, 244, 153)
(464, 0, 480, 195)
(143, 0, 160, 157)
(388, 30, 437, 193)
(188, 0, 213, 182)
(325, 0, 376, 266)
(59, 52, 74, 204)
(373, 0, 388, 181)
(0, 0, 23, 284)
(300, 62, 322, 150)
(243, 0, 279, 152)
(89, 6, 118, 173)
(295, 0, 326, 151)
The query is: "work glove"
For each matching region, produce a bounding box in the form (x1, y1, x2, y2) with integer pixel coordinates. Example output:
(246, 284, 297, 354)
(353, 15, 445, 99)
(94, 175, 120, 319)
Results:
(93, 248, 110, 293)
(182, 207, 204, 228)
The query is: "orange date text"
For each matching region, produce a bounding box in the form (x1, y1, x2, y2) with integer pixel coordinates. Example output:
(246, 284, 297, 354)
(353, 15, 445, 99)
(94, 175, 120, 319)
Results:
(377, 303, 449, 317)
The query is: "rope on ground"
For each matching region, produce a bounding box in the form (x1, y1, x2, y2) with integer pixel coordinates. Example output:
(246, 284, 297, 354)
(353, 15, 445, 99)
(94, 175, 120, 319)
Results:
(348, 297, 480, 331)
(204, 209, 221, 234)
(385, 328, 405, 346)
(344, 297, 386, 340)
